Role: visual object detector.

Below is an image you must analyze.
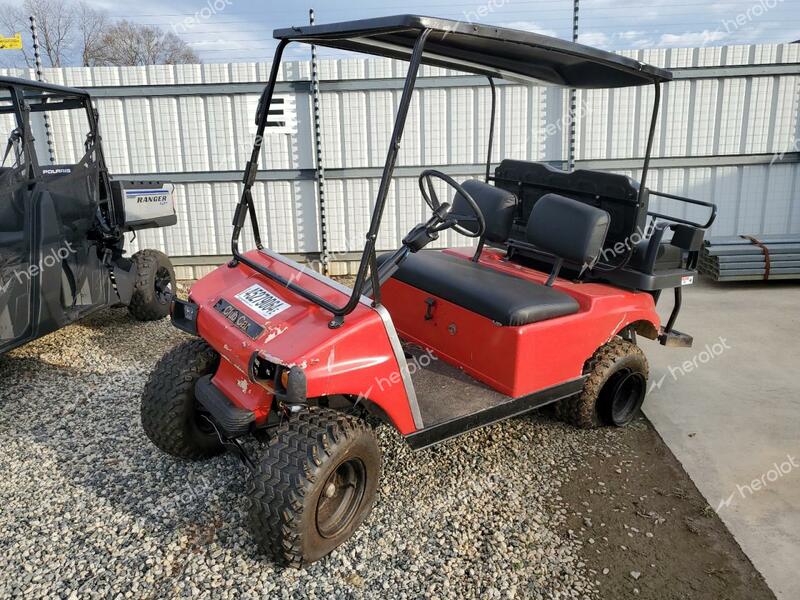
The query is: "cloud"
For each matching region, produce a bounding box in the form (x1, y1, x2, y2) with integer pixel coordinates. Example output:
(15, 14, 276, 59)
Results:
(617, 31, 648, 41)
(579, 32, 610, 48)
(501, 21, 559, 39)
(579, 30, 655, 50)
(631, 38, 657, 49)
(577, 27, 734, 51)
(658, 30, 730, 47)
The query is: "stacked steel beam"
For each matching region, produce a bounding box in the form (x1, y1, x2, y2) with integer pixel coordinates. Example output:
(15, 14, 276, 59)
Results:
(699, 235, 800, 282)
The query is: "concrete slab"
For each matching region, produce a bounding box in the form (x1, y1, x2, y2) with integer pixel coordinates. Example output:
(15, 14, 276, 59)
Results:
(644, 279, 800, 599)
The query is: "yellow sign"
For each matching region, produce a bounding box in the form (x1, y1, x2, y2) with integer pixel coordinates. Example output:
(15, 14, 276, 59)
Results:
(0, 33, 23, 50)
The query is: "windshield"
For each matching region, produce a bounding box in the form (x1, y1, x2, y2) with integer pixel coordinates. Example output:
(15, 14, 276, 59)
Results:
(0, 89, 21, 170)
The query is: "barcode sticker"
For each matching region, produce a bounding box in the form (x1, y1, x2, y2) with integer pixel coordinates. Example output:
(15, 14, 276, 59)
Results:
(235, 285, 291, 320)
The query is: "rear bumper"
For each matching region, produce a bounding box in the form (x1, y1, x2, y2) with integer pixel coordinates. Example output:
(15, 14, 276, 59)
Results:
(658, 328, 693, 348)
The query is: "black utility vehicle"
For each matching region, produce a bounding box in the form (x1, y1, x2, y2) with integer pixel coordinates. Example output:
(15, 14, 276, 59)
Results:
(0, 77, 177, 354)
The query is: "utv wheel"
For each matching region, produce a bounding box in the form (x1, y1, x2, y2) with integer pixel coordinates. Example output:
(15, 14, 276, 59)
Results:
(557, 338, 649, 429)
(248, 408, 381, 568)
(129, 249, 175, 321)
(140, 339, 224, 460)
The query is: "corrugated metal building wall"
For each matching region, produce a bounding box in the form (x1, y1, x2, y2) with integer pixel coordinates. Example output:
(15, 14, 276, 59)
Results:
(1, 43, 798, 277)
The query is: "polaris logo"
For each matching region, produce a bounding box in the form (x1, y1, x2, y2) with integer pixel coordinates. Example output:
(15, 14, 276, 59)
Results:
(42, 167, 72, 175)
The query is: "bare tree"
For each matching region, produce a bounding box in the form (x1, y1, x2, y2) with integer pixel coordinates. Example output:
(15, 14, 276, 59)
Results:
(29, 0, 76, 67)
(0, 2, 198, 68)
(0, 0, 77, 67)
(0, 2, 34, 67)
(76, 1, 108, 67)
(0, 0, 108, 68)
(91, 20, 200, 66)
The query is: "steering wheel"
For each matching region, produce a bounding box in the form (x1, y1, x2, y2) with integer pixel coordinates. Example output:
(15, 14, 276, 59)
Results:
(418, 169, 486, 239)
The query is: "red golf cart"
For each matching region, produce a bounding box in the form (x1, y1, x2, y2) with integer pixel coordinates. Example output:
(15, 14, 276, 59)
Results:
(141, 16, 717, 567)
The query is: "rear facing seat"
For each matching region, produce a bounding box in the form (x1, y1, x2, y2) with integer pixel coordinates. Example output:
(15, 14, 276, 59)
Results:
(493, 159, 647, 254)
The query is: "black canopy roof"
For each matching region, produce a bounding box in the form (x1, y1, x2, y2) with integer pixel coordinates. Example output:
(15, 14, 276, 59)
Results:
(274, 15, 672, 89)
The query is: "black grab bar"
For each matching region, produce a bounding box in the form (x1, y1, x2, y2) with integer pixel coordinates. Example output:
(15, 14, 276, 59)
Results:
(647, 190, 718, 229)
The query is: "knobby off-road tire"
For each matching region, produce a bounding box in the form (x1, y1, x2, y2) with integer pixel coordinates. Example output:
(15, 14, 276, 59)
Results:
(556, 338, 649, 429)
(140, 339, 224, 460)
(248, 408, 381, 568)
(128, 249, 175, 321)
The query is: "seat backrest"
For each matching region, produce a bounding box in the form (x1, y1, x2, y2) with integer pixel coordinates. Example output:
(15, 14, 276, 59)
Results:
(494, 160, 646, 254)
(526, 193, 610, 268)
(451, 179, 517, 243)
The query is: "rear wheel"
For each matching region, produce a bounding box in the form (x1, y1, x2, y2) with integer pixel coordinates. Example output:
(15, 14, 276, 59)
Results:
(248, 408, 381, 567)
(556, 338, 649, 429)
(129, 249, 175, 321)
(140, 339, 224, 460)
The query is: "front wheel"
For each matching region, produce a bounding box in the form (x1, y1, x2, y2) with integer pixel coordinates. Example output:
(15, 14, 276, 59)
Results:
(556, 338, 649, 429)
(128, 249, 175, 321)
(248, 409, 381, 567)
(140, 339, 224, 460)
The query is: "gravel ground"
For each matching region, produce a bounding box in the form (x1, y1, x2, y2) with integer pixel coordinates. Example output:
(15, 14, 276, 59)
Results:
(0, 307, 771, 599)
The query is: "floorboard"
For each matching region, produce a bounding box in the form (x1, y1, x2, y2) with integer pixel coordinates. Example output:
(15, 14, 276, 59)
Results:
(404, 343, 510, 427)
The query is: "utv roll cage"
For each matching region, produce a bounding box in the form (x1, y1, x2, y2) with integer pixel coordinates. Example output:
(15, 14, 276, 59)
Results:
(0, 77, 120, 232)
(1, 78, 98, 160)
(230, 15, 716, 328)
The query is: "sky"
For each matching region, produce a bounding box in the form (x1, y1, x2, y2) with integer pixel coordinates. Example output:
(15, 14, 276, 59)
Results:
(19, 0, 800, 64)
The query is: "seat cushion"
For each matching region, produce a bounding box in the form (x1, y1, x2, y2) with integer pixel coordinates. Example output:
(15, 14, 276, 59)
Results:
(451, 180, 517, 243)
(383, 251, 580, 326)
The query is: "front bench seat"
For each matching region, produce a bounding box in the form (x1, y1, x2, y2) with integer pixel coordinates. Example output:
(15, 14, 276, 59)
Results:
(379, 181, 615, 326)
(383, 250, 580, 326)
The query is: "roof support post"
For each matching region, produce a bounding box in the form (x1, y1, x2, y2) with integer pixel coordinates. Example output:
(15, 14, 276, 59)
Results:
(485, 77, 497, 183)
(639, 82, 661, 205)
(343, 28, 432, 312)
(363, 28, 431, 245)
(231, 39, 289, 261)
(228, 30, 432, 326)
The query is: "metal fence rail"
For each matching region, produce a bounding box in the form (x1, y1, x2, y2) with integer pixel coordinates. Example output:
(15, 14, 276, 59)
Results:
(1, 43, 798, 277)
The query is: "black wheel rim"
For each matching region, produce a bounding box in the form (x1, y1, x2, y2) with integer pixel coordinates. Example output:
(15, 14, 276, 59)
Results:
(154, 267, 173, 304)
(608, 369, 647, 425)
(316, 458, 367, 539)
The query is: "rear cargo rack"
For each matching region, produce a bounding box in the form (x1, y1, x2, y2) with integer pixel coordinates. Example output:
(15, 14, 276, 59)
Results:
(646, 190, 718, 230)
